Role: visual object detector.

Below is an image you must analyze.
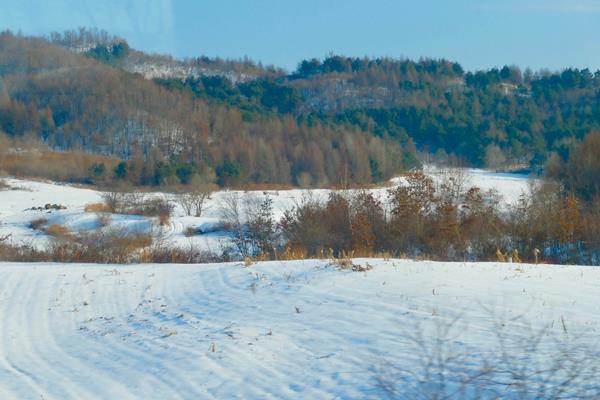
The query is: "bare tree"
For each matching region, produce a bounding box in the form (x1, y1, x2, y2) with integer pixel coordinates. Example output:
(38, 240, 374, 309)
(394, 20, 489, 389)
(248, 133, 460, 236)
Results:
(175, 188, 211, 217)
(174, 174, 214, 217)
(101, 190, 125, 213)
(219, 192, 249, 257)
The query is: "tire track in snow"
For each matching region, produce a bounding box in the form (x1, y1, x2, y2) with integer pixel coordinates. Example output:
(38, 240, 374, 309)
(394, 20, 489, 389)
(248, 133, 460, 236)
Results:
(0, 270, 83, 399)
(73, 267, 191, 399)
(49, 269, 142, 399)
(3, 260, 598, 398)
(0, 272, 44, 398)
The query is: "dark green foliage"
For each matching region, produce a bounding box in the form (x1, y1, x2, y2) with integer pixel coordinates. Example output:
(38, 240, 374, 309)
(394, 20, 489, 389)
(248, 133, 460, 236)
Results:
(155, 54, 600, 171)
(157, 76, 300, 115)
(247, 196, 277, 256)
(217, 160, 245, 187)
(16, 30, 600, 187)
(86, 41, 129, 65)
(153, 161, 175, 186)
(175, 163, 196, 185)
(546, 132, 600, 202)
(114, 162, 128, 180)
(89, 162, 106, 183)
(293, 55, 463, 79)
(290, 56, 600, 169)
(369, 158, 384, 182)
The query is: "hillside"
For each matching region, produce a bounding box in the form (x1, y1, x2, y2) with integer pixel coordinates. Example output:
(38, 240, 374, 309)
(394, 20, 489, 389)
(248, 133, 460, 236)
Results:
(2, 29, 600, 187)
(0, 31, 413, 188)
(288, 57, 600, 169)
(151, 54, 600, 171)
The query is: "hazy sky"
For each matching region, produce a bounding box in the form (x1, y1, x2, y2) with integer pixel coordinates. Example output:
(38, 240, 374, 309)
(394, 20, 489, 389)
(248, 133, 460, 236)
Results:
(1, 0, 599, 72)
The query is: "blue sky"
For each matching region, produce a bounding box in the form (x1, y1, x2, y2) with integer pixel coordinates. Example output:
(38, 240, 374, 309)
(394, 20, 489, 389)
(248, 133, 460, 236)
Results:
(1, 0, 599, 72)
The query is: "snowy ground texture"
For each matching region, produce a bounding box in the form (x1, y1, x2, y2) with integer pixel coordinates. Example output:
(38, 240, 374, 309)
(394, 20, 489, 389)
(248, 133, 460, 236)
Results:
(0, 259, 599, 399)
(6, 170, 593, 399)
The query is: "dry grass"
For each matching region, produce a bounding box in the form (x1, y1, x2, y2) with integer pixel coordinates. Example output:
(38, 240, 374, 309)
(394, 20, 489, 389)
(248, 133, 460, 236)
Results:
(281, 246, 309, 261)
(84, 202, 111, 213)
(255, 253, 270, 262)
(237, 183, 294, 191)
(0, 242, 48, 262)
(49, 228, 152, 263)
(0, 227, 224, 264)
(329, 249, 374, 272)
(45, 224, 71, 237)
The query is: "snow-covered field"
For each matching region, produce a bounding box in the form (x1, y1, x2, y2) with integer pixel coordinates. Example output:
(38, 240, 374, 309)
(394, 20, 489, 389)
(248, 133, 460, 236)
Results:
(1, 171, 599, 398)
(0, 259, 598, 399)
(0, 168, 533, 251)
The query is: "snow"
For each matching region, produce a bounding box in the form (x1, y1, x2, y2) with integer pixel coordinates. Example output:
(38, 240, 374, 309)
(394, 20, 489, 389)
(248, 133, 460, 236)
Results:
(0, 259, 598, 399)
(0, 168, 533, 252)
(425, 166, 533, 204)
(1, 171, 598, 398)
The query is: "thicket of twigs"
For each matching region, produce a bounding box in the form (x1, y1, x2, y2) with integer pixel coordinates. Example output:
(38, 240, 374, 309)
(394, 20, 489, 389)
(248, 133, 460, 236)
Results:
(375, 310, 600, 399)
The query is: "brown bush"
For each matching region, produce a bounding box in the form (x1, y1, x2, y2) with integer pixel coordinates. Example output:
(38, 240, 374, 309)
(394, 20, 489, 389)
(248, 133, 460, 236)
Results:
(45, 224, 71, 237)
(48, 228, 152, 263)
(140, 242, 218, 264)
(0, 242, 48, 262)
(84, 202, 111, 212)
(99, 191, 173, 225)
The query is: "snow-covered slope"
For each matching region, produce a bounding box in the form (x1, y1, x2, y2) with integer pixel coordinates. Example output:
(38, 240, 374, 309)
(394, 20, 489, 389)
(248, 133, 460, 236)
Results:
(0, 259, 597, 399)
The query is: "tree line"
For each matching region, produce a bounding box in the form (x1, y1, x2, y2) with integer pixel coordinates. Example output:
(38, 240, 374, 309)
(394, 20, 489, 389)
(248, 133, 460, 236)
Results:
(289, 56, 600, 170)
(151, 52, 600, 174)
(4, 29, 600, 190)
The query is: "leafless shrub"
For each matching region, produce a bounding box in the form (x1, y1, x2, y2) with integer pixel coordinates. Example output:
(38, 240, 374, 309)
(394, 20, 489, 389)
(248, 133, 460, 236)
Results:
(183, 226, 197, 237)
(100, 190, 173, 225)
(218, 192, 278, 259)
(219, 192, 249, 257)
(29, 217, 49, 230)
(100, 190, 126, 213)
(141, 235, 220, 263)
(0, 241, 47, 262)
(375, 311, 600, 399)
(96, 213, 111, 228)
(174, 185, 212, 217)
(48, 227, 152, 263)
(132, 197, 173, 225)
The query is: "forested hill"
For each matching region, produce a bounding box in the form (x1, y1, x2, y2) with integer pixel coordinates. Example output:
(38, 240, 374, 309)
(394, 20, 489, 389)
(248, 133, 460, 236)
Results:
(289, 56, 600, 170)
(2, 28, 600, 188)
(153, 54, 600, 172)
(0, 31, 415, 188)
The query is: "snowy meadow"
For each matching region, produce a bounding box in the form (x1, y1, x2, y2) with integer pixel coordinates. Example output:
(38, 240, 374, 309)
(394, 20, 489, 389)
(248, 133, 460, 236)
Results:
(1, 170, 600, 399)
